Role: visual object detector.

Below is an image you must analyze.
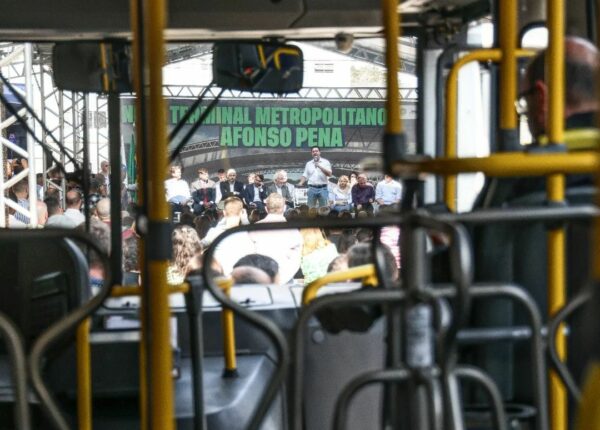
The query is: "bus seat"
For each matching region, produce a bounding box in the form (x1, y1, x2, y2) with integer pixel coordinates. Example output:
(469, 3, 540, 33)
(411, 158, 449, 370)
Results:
(468, 185, 595, 404)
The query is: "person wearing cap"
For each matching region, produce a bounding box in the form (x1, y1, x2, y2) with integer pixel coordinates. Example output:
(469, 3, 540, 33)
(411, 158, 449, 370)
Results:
(298, 147, 332, 208)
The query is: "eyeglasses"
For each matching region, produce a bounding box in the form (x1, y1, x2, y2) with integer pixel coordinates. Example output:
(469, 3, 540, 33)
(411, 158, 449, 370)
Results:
(515, 87, 536, 116)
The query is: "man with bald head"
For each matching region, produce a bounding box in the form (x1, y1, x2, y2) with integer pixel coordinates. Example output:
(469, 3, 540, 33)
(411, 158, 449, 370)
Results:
(479, 36, 599, 208)
(518, 36, 598, 141)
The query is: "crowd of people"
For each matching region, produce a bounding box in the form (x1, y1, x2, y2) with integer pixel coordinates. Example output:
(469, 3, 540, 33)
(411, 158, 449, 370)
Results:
(160, 147, 403, 286)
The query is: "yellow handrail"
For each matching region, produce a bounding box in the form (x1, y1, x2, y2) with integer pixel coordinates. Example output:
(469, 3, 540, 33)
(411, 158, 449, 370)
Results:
(499, 0, 518, 132)
(76, 318, 92, 430)
(444, 49, 534, 211)
(302, 264, 377, 306)
(382, 0, 401, 135)
(546, 0, 567, 427)
(217, 278, 238, 375)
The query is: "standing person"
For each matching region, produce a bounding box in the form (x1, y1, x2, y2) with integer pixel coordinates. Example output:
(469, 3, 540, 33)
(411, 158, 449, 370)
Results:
(164, 165, 191, 211)
(218, 169, 244, 202)
(298, 147, 332, 208)
(329, 175, 352, 212)
(10, 179, 30, 224)
(375, 175, 402, 208)
(214, 168, 226, 203)
(266, 169, 295, 209)
(351, 173, 375, 214)
(243, 173, 267, 213)
(190, 168, 215, 215)
(64, 189, 85, 226)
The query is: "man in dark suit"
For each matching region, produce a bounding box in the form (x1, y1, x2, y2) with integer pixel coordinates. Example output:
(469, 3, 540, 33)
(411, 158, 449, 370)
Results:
(243, 173, 267, 213)
(218, 168, 244, 202)
(266, 169, 295, 209)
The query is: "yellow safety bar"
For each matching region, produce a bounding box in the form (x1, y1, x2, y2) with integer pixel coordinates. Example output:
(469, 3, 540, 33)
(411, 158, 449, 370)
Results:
(546, 0, 567, 428)
(128, 0, 147, 427)
(216, 278, 238, 375)
(499, 0, 518, 132)
(538, 129, 600, 151)
(110, 284, 190, 297)
(76, 318, 92, 430)
(394, 151, 600, 177)
(444, 49, 535, 211)
(302, 264, 378, 306)
(382, 0, 401, 135)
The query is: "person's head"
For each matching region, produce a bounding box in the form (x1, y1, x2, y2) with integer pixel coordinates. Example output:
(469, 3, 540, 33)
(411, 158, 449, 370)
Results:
(274, 170, 288, 186)
(357, 173, 368, 187)
(265, 193, 285, 215)
(44, 196, 62, 216)
(12, 179, 28, 198)
(96, 198, 111, 222)
(217, 168, 226, 181)
(231, 266, 272, 285)
(66, 189, 82, 209)
(170, 165, 182, 179)
(171, 224, 202, 277)
(36, 201, 48, 225)
(247, 172, 256, 184)
(36, 172, 44, 186)
(311, 146, 321, 160)
(79, 218, 111, 273)
(100, 160, 109, 174)
(233, 253, 279, 283)
(327, 254, 349, 273)
(197, 168, 209, 179)
(520, 36, 599, 138)
(194, 214, 213, 239)
(350, 172, 358, 182)
(223, 196, 244, 217)
(384, 174, 393, 183)
(226, 168, 237, 183)
(347, 242, 399, 283)
(337, 175, 350, 189)
(301, 228, 330, 255)
(254, 174, 264, 187)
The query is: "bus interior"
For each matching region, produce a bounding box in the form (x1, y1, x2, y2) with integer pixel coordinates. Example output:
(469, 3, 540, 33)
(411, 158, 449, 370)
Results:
(0, 0, 599, 430)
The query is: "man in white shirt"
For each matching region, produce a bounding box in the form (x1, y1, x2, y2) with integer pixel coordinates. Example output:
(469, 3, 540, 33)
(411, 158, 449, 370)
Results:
(297, 147, 332, 208)
(250, 193, 302, 284)
(64, 189, 86, 226)
(164, 165, 191, 211)
(375, 175, 402, 207)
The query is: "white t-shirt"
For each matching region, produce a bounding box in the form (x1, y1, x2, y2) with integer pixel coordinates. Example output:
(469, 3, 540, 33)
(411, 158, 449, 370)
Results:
(302, 157, 331, 186)
(165, 178, 191, 201)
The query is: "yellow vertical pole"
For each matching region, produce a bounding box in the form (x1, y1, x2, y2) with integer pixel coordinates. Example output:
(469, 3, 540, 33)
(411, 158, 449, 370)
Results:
(76, 318, 92, 430)
(382, 0, 401, 135)
(499, 0, 518, 131)
(141, 0, 174, 428)
(129, 0, 148, 428)
(547, 0, 567, 428)
(220, 280, 238, 375)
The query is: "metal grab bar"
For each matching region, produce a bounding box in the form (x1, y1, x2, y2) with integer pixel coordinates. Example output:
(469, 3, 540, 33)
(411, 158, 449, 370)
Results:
(0, 311, 30, 430)
(301, 264, 377, 306)
(217, 278, 238, 376)
(443, 49, 535, 211)
(392, 151, 600, 178)
(110, 283, 190, 297)
(547, 288, 593, 401)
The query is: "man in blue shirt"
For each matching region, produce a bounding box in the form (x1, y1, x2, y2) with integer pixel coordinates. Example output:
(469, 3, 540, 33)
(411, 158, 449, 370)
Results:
(375, 175, 402, 208)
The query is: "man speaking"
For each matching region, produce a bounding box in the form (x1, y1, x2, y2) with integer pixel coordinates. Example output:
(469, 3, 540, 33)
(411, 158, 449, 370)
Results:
(298, 147, 332, 208)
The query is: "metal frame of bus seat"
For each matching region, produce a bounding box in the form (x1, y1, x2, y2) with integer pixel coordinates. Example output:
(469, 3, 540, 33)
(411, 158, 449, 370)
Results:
(23, 230, 112, 430)
(291, 213, 479, 430)
(324, 284, 545, 430)
(0, 311, 30, 430)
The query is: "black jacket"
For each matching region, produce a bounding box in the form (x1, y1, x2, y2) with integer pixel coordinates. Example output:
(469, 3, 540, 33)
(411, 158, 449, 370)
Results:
(243, 185, 267, 206)
(219, 181, 245, 200)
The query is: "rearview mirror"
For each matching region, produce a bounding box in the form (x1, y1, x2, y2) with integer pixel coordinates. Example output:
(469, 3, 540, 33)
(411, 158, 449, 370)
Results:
(52, 41, 133, 94)
(213, 41, 303, 93)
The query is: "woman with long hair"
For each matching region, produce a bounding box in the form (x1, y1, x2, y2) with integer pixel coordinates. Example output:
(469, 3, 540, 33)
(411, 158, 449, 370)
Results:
(168, 224, 202, 284)
(300, 228, 338, 284)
